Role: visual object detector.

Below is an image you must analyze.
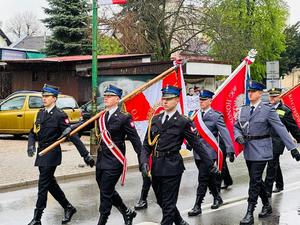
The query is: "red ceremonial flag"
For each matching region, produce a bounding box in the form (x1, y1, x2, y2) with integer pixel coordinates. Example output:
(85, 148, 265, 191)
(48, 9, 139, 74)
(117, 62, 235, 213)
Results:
(193, 110, 223, 171)
(211, 49, 257, 156)
(123, 62, 187, 141)
(281, 83, 300, 129)
(99, 0, 127, 5)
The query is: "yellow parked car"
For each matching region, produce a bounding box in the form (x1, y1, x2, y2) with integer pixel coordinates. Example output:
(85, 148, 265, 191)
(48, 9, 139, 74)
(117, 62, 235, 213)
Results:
(0, 91, 82, 137)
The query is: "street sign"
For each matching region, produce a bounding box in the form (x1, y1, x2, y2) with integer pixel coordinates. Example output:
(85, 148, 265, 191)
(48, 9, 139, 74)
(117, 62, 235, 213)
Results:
(266, 61, 279, 79)
(266, 79, 280, 90)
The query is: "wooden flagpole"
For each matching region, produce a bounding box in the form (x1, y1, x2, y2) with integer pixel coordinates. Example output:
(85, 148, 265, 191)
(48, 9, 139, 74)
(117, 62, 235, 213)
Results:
(39, 65, 177, 156)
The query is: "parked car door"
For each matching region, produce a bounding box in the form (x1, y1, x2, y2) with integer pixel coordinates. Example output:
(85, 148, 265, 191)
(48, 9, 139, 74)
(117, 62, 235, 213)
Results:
(0, 95, 26, 133)
(24, 95, 43, 132)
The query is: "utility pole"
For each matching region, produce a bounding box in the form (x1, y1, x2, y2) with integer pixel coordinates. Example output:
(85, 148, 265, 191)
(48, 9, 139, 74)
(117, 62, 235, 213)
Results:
(90, 0, 98, 157)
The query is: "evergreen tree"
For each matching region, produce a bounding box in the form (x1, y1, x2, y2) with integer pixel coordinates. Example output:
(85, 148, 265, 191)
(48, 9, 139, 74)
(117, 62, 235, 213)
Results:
(43, 0, 91, 56)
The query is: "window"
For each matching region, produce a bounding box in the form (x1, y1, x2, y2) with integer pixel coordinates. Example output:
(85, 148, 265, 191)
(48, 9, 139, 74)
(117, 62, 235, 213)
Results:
(0, 96, 26, 110)
(29, 96, 43, 109)
(57, 97, 78, 109)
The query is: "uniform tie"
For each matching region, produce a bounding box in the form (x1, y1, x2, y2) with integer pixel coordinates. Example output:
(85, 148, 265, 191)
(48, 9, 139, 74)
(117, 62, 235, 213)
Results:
(250, 106, 255, 115)
(163, 115, 169, 126)
(201, 111, 205, 118)
(105, 111, 109, 123)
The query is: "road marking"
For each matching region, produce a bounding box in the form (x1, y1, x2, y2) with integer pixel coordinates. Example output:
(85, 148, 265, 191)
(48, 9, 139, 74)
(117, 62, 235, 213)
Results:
(181, 180, 300, 215)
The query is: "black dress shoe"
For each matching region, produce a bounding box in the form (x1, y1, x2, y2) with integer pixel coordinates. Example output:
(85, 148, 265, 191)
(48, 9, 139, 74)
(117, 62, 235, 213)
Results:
(211, 197, 223, 209)
(134, 199, 148, 210)
(62, 205, 77, 224)
(123, 208, 136, 225)
(178, 219, 190, 225)
(258, 204, 272, 218)
(221, 184, 232, 189)
(273, 187, 283, 193)
(188, 205, 202, 216)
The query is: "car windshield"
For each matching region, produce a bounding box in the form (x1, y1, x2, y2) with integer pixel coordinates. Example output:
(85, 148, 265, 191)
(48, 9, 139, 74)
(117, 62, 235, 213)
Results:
(57, 97, 78, 109)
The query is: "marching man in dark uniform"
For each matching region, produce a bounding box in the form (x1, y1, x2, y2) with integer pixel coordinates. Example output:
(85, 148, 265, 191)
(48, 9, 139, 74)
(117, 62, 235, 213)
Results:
(27, 84, 95, 225)
(96, 85, 143, 225)
(140, 85, 213, 225)
(188, 90, 235, 217)
(264, 88, 300, 196)
(234, 81, 300, 225)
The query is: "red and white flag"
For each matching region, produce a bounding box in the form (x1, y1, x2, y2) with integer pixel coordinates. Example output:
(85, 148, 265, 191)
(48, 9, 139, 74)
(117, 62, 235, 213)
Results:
(281, 83, 300, 129)
(211, 49, 257, 156)
(123, 62, 187, 140)
(99, 0, 127, 5)
(193, 110, 223, 171)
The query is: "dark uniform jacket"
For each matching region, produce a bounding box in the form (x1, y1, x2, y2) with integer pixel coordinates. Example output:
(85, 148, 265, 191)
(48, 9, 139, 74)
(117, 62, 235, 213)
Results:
(28, 106, 89, 167)
(97, 108, 142, 170)
(141, 111, 213, 177)
(271, 101, 300, 155)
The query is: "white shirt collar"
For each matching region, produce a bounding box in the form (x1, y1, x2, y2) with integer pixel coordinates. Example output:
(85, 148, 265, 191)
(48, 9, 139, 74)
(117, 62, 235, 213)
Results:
(202, 107, 211, 114)
(45, 104, 55, 113)
(108, 106, 118, 119)
(274, 102, 280, 109)
(250, 100, 261, 109)
(163, 109, 177, 121)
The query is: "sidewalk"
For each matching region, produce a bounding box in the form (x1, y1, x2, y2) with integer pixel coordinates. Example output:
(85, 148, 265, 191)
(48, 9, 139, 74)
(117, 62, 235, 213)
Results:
(0, 135, 193, 191)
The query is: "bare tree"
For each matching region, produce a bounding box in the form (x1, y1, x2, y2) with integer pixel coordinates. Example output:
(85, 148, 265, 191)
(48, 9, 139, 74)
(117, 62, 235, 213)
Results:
(6, 11, 41, 38)
(103, 0, 210, 60)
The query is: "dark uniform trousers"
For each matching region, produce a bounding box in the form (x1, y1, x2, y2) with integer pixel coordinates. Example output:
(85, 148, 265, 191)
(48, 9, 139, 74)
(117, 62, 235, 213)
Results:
(141, 111, 213, 225)
(246, 161, 269, 205)
(195, 159, 219, 199)
(96, 168, 126, 216)
(152, 174, 182, 225)
(29, 106, 90, 211)
(265, 154, 283, 195)
(37, 166, 69, 209)
(95, 108, 142, 218)
(141, 176, 152, 193)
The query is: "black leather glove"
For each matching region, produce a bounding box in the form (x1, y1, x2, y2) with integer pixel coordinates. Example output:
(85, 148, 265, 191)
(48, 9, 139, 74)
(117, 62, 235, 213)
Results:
(27, 146, 36, 157)
(186, 142, 193, 151)
(84, 154, 95, 167)
(291, 149, 300, 161)
(236, 136, 246, 144)
(227, 152, 235, 162)
(210, 165, 219, 175)
(141, 163, 149, 178)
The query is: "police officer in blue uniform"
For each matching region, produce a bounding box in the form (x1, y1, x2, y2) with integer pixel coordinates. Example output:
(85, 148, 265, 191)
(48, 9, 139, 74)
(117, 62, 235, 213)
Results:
(27, 84, 95, 225)
(234, 81, 300, 225)
(264, 88, 300, 196)
(188, 90, 235, 216)
(141, 85, 213, 225)
(96, 85, 143, 225)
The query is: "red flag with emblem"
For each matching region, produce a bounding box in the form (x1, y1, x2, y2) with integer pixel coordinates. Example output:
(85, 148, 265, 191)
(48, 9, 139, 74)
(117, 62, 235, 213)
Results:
(211, 50, 257, 156)
(281, 83, 300, 129)
(123, 62, 187, 141)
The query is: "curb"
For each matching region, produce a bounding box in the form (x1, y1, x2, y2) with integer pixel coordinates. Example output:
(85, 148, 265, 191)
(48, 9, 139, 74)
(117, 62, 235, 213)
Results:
(0, 156, 194, 192)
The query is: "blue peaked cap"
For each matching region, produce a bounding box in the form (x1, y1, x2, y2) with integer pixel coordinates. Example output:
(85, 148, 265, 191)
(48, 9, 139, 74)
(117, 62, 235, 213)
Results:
(161, 85, 181, 98)
(41, 84, 60, 96)
(248, 80, 265, 91)
(104, 84, 123, 98)
(199, 89, 214, 99)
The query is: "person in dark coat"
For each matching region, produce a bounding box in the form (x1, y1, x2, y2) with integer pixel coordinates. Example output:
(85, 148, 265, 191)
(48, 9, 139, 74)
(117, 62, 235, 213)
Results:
(140, 85, 214, 225)
(188, 90, 235, 217)
(27, 84, 95, 225)
(234, 81, 300, 225)
(96, 85, 143, 225)
(264, 88, 300, 196)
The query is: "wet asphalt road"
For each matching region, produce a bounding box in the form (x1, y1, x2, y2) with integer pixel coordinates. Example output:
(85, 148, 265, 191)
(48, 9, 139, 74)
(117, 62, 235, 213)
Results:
(1, 151, 300, 225)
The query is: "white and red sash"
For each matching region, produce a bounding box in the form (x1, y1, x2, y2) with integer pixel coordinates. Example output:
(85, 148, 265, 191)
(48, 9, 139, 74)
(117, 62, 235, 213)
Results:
(99, 112, 127, 186)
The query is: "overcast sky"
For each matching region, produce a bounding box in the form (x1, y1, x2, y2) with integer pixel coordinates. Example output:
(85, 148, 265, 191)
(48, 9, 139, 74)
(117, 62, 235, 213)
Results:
(0, 0, 299, 31)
